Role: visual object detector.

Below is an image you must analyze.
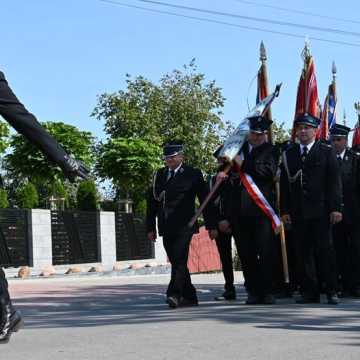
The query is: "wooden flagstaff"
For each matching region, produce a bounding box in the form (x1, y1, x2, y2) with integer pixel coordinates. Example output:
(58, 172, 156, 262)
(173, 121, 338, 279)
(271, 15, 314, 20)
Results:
(259, 41, 289, 283)
(259, 41, 274, 144)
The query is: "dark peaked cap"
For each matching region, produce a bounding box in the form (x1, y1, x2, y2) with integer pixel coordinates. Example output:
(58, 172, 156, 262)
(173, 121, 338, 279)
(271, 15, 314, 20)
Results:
(248, 116, 273, 133)
(329, 124, 351, 137)
(163, 141, 184, 157)
(294, 113, 321, 128)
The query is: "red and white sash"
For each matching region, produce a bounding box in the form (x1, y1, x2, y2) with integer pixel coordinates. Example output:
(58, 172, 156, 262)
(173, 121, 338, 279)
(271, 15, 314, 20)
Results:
(236, 168, 281, 233)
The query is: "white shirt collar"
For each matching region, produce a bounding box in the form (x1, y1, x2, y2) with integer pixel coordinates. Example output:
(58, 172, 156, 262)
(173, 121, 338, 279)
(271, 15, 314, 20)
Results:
(168, 162, 183, 176)
(300, 140, 315, 154)
(338, 149, 346, 159)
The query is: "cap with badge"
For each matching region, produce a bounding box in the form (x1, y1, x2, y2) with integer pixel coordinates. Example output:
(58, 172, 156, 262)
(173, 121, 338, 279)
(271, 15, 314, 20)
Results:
(329, 124, 351, 137)
(248, 116, 273, 134)
(163, 141, 184, 158)
(294, 113, 321, 128)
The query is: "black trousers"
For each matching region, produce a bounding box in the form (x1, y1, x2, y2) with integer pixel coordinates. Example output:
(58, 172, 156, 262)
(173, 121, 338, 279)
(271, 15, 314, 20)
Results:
(163, 229, 197, 301)
(0, 268, 9, 296)
(333, 220, 360, 292)
(215, 231, 234, 292)
(0, 267, 12, 318)
(292, 216, 337, 297)
(232, 216, 274, 296)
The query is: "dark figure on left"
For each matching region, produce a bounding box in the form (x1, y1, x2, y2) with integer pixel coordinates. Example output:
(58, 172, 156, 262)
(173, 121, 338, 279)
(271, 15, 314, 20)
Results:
(146, 141, 213, 309)
(0, 70, 90, 343)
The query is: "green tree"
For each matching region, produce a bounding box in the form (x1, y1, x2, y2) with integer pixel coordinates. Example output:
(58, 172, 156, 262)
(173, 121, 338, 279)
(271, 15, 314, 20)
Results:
(272, 121, 291, 144)
(15, 182, 39, 209)
(96, 138, 162, 211)
(0, 120, 10, 155)
(0, 189, 9, 208)
(92, 60, 228, 175)
(76, 180, 99, 211)
(3, 121, 96, 206)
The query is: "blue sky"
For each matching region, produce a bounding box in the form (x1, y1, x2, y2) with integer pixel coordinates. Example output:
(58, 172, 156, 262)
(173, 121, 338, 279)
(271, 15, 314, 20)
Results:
(1, 0, 360, 141)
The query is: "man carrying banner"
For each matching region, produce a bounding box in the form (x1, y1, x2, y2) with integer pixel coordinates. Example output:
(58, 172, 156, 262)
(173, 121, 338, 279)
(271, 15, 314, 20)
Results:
(330, 124, 360, 297)
(218, 116, 279, 305)
(280, 114, 342, 304)
(146, 141, 213, 309)
(0, 70, 90, 344)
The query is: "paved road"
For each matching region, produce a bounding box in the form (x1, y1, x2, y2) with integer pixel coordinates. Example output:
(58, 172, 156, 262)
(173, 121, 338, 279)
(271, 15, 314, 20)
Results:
(5, 273, 360, 360)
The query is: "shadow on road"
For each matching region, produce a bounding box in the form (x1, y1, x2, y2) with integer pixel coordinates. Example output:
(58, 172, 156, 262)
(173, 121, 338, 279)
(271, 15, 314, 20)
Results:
(10, 282, 360, 344)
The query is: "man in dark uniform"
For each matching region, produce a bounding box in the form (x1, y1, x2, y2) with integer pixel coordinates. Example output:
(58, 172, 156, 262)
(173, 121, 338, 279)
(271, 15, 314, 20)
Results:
(146, 141, 212, 308)
(218, 116, 279, 305)
(280, 113, 342, 304)
(208, 150, 236, 301)
(0, 70, 89, 344)
(330, 124, 360, 297)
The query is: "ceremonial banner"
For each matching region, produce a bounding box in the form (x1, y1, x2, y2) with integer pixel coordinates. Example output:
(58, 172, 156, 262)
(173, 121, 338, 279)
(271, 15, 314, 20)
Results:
(320, 64, 337, 140)
(292, 44, 321, 140)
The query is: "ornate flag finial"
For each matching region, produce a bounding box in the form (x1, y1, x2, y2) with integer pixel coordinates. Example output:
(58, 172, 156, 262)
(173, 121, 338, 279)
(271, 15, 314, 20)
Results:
(260, 41, 267, 62)
(332, 61, 337, 83)
(302, 38, 311, 61)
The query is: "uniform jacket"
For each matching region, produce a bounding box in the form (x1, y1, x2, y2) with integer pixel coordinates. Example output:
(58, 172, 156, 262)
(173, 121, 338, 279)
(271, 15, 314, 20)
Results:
(280, 141, 342, 220)
(222, 141, 278, 221)
(337, 148, 360, 224)
(146, 164, 211, 236)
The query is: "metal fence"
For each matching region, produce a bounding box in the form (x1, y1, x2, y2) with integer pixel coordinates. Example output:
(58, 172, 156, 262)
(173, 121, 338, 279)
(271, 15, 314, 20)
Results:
(115, 212, 154, 261)
(51, 210, 100, 265)
(0, 209, 30, 267)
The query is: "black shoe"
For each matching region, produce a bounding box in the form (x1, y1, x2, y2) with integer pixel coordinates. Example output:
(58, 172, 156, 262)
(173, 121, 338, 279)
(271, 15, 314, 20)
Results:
(62, 155, 90, 182)
(263, 294, 276, 305)
(179, 297, 199, 307)
(296, 296, 320, 304)
(0, 303, 11, 344)
(166, 296, 179, 309)
(245, 294, 262, 305)
(214, 290, 236, 301)
(327, 293, 339, 305)
(0, 309, 24, 345)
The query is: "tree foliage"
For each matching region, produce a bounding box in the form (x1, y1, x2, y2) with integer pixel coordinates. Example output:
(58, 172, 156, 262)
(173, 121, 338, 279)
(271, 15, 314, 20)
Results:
(76, 180, 99, 211)
(272, 121, 291, 144)
(0, 189, 9, 208)
(96, 138, 162, 208)
(0, 120, 10, 155)
(15, 182, 39, 209)
(92, 60, 228, 176)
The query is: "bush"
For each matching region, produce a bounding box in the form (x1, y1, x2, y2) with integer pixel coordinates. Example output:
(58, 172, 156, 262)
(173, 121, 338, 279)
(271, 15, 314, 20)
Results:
(15, 182, 39, 209)
(76, 180, 99, 211)
(0, 189, 9, 208)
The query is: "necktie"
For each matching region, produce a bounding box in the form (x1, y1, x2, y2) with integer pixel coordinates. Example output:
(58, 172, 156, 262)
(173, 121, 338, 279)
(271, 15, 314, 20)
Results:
(167, 169, 175, 182)
(337, 155, 342, 165)
(301, 146, 308, 162)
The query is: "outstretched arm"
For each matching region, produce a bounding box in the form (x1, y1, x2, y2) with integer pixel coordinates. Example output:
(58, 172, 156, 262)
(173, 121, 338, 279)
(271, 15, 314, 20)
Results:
(0, 71, 88, 181)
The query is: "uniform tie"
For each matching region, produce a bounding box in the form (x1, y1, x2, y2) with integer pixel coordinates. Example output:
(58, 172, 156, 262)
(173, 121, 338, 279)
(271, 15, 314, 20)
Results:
(167, 169, 175, 182)
(301, 146, 308, 163)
